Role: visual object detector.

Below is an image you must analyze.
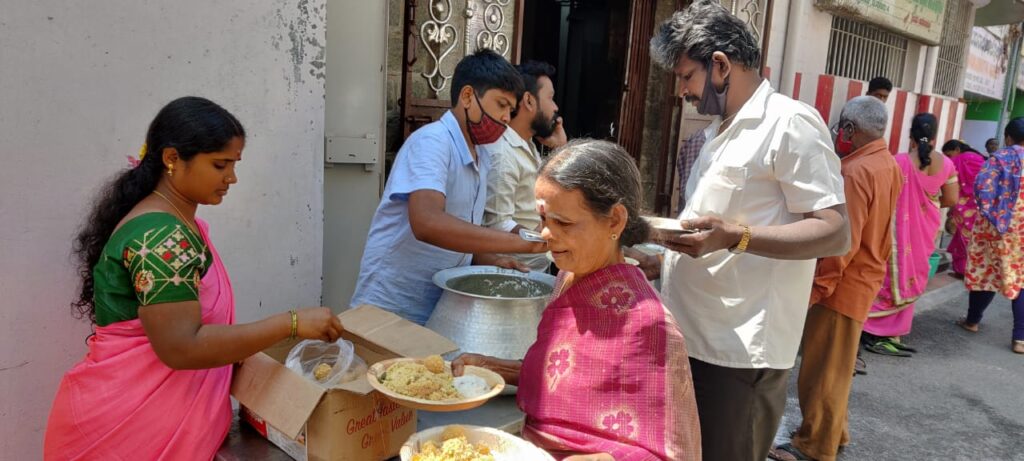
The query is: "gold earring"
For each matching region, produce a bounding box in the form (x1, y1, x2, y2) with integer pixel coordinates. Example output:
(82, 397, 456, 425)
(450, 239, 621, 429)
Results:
(166, 164, 174, 177)
(611, 234, 619, 240)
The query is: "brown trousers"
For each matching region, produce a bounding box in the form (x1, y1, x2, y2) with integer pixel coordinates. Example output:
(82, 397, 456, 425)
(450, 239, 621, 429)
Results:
(689, 358, 790, 461)
(791, 305, 863, 461)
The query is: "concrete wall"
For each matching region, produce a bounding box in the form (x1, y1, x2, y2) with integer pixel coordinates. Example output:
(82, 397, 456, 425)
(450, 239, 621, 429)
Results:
(0, 1, 327, 457)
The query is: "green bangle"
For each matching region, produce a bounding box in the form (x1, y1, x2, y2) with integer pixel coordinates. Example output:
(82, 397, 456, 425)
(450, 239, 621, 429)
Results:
(289, 309, 298, 340)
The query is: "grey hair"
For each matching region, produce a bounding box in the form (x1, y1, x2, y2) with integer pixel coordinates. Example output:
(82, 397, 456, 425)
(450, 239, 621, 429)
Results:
(649, 0, 761, 70)
(840, 96, 888, 139)
(539, 139, 651, 247)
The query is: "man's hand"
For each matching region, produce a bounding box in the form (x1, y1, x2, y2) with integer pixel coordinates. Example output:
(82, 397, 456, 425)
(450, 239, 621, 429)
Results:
(537, 117, 567, 149)
(659, 216, 742, 258)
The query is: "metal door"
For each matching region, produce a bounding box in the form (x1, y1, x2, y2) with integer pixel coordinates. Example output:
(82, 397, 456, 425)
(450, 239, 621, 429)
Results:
(322, 0, 389, 310)
(400, 0, 524, 139)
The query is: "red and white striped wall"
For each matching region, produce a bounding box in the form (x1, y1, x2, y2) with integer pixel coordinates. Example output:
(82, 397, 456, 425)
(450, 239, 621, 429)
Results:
(789, 72, 966, 155)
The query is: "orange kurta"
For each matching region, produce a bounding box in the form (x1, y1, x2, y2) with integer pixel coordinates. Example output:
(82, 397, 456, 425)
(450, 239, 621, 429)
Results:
(810, 138, 903, 321)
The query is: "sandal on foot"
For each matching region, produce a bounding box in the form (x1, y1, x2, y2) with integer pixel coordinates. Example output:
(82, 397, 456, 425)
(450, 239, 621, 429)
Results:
(956, 317, 979, 333)
(1013, 340, 1024, 354)
(887, 339, 917, 353)
(768, 443, 814, 461)
(863, 339, 912, 357)
(854, 355, 867, 375)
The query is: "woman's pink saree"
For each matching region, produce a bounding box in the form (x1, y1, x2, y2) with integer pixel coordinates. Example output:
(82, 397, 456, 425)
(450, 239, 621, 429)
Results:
(517, 263, 701, 461)
(948, 152, 985, 275)
(45, 219, 234, 460)
(864, 154, 954, 336)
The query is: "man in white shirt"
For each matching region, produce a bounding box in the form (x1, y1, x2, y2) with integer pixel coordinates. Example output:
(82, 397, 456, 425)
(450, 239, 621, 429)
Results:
(482, 61, 567, 272)
(649, 2, 851, 460)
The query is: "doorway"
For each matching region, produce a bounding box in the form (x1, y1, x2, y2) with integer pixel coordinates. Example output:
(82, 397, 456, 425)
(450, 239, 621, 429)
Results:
(520, 0, 631, 141)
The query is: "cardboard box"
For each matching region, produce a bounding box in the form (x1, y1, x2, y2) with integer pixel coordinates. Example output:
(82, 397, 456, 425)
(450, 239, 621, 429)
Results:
(232, 305, 458, 461)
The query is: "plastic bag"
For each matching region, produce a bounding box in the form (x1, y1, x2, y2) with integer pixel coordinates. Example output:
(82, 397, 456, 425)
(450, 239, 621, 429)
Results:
(285, 338, 368, 387)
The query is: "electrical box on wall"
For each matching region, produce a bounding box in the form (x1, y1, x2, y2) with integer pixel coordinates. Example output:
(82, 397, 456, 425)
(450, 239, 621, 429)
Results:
(325, 134, 378, 166)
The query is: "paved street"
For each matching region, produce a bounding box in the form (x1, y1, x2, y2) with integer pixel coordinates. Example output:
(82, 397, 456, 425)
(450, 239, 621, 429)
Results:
(774, 275, 1024, 460)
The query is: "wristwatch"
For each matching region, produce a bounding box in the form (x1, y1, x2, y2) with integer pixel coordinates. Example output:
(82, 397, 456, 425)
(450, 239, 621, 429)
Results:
(729, 225, 751, 254)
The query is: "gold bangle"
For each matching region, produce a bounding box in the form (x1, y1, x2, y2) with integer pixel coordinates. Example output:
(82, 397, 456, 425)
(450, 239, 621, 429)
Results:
(289, 309, 298, 340)
(730, 225, 752, 254)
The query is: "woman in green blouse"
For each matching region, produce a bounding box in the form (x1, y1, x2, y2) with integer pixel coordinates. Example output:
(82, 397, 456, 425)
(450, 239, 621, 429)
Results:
(44, 97, 344, 460)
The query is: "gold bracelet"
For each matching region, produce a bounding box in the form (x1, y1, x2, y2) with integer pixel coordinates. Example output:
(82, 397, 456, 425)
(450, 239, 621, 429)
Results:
(729, 225, 752, 254)
(289, 309, 298, 340)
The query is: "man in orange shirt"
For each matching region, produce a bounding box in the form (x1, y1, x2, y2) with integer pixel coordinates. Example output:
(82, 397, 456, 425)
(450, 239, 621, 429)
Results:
(770, 96, 903, 461)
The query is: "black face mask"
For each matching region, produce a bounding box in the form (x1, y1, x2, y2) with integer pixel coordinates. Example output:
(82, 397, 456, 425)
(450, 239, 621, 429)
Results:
(697, 60, 729, 116)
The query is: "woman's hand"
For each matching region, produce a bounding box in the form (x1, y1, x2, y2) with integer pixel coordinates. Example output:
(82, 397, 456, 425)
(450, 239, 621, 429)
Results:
(294, 307, 344, 342)
(624, 247, 660, 280)
(451, 353, 500, 376)
(492, 256, 531, 272)
(451, 353, 522, 386)
(946, 210, 962, 233)
(564, 453, 615, 461)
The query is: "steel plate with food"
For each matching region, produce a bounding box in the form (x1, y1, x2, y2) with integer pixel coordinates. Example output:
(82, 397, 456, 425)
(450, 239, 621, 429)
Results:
(367, 356, 505, 412)
(401, 425, 555, 461)
(642, 216, 701, 235)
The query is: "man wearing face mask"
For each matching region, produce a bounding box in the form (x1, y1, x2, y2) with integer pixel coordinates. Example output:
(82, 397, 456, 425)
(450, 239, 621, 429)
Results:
(482, 61, 566, 272)
(769, 96, 902, 461)
(648, 2, 851, 460)
(352, 50, 546, 325)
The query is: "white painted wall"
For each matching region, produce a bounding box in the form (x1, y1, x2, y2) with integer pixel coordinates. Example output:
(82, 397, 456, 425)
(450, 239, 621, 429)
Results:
(0, 1, 327, 457)
(779, 0, 832, 97)
(765, 0, 790, 89)
(962, 119, 1000, 150)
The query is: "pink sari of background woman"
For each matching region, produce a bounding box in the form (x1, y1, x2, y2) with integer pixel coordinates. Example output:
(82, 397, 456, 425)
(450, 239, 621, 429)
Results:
(44, 219, 234, 460)
(865, 154, 954, 336)
(948, 151, 985, 275)
(516, 263, 701, 461)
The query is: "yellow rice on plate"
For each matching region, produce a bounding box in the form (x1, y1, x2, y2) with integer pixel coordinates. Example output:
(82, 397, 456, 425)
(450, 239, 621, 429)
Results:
(382, 358, 460, 401)
(411, 426, 494, 461)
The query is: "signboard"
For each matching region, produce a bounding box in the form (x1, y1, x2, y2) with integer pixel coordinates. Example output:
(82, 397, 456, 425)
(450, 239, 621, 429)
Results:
(965, 26, 1007, 99)
(816, 0, 946, 45)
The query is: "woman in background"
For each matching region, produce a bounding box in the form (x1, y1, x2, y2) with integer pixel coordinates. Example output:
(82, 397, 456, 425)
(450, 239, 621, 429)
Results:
(941, 140, 985, 277)
(958, 117, 1024, 355)
(862, 114, 958, 357)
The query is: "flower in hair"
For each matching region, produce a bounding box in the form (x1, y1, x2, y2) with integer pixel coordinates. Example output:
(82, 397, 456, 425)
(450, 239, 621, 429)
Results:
(126, 143, 146, 168)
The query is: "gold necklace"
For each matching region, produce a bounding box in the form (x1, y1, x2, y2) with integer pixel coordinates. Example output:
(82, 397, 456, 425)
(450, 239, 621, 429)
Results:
(152, 190, 200, 236)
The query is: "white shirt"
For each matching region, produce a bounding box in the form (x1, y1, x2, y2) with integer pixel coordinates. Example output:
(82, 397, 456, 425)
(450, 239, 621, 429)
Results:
(661, 80, 845, 369)
(481, 128, 549, 271)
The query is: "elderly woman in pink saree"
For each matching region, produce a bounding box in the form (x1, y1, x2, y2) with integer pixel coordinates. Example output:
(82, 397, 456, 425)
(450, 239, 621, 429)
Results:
(454, 140, 701, 461)
(45, 97, 343, 460)
(862, 114, 959, 356)
(942, 140, 986, 276)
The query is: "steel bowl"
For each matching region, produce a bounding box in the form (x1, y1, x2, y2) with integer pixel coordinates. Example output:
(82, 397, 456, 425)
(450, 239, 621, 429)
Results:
(425, 265, 555, 362)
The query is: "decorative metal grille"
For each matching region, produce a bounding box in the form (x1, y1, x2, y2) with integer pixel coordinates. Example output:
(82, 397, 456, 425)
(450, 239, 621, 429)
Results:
(719, 0, 765, 45)
(419, 0, 459, 95)
(826, 16, 908, 84)
(465, 0, 512, 58)
(934, 0, 972, 97)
